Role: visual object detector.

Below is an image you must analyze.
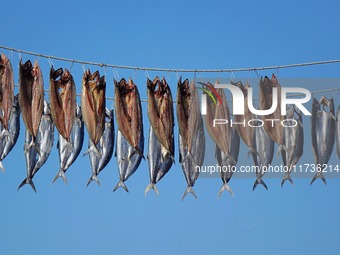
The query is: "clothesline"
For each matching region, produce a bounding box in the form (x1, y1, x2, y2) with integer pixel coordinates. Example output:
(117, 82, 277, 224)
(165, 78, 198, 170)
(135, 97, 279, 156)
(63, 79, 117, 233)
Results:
(2, 45, 340, 73)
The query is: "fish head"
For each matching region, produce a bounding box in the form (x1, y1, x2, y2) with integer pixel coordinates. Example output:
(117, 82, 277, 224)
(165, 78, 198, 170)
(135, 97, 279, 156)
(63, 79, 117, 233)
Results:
(21, 60, 33, 76)
(147, 76, 159, 92)
(32, 61, 41, 78)
(62, 68, 72, 83)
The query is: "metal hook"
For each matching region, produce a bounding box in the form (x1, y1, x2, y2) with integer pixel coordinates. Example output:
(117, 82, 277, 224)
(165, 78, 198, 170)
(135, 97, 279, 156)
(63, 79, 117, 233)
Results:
(82, 63, 86, 73)
(70, 60, 75, 71)
(113, 67, 119, 81)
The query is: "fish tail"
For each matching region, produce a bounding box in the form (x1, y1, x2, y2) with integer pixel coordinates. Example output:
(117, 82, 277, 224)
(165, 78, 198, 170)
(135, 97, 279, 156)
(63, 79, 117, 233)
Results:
(281, 174, 294, 188)
(17, 178, 37, 193)
(248, 147, 259, 158)
(86, 175, 100, 187)
(52, 171, 68, 185)
(252, 178, 268, 191)
(144, 183, 159, 197)
(217, 183, 234, 198)
(181, 186, 198, 201)
(310, 172, 327, 185)
(0, 161, 5, 173)
(113, 181, 129, 193)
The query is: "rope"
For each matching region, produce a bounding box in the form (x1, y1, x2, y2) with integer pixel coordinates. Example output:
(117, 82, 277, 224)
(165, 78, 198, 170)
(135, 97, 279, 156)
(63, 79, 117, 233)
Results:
(2, 45, 340, 73)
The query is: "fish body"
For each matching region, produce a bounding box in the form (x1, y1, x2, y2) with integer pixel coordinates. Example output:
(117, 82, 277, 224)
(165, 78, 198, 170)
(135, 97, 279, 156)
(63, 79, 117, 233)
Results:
(202, 82, 232, 160)
(49, 67, 76, 141)
(114, 78, 144, 157)
(32, 101, 54, 174)
(18, 101, 53, 193)
(281, 106, 304, 187)
(19, 60, 44, 143)
(147, 76, 174, 158)
(0, 94, 20, 172)
(179, 114, 205, 200)
(81, 69, 106, 149)
(177, 78, 205, 200)
(145, 126, 174, 196)
(113, 129, 144, 192)
(259, 75, 284, 151)
(0, 53, 14, 132)
(18, 129, 38, 192)
(232, 81, 257, 156)
(252, 122, 274, 190)
(87, 109, 115, 186)
(311, 97, 335, 185)
(53, 103, 84, 184)
(216, 126, 240, 197)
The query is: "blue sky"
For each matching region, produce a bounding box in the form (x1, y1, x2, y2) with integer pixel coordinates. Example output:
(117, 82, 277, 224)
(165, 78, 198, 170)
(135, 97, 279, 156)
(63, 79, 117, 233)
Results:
(1, 0, 340, 254)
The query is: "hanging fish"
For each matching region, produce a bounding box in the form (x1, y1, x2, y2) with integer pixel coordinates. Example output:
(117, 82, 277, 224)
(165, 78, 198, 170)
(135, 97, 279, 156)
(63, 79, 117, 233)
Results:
(259, 75, 284, 152)
(113, 129, 144, 192)
(202, 81, 234, 164)
(336, 105, 340, 159)
(0, 94, 20, 172)
(53, 103, 84, 184)
(114, 78, 144, 157)
(145, 126, 174, 196)
(216, 126, 240, 197)
(179, 114, 205, 200)
(49, 67, 76, 141)
(147, 76, 174, 159)
(311, 97, 335, 185)
(81, 69, 106, 155)
(18, 101, 54, 192)
(232, 81, 257, 156)
(252, 121, 274, 190)
(86, 109, 115, 186)
(0, 53, 14, 137)
(177, 78, 205, 200)
(281, 106, 304, 187)
(19, 60, 44, 151)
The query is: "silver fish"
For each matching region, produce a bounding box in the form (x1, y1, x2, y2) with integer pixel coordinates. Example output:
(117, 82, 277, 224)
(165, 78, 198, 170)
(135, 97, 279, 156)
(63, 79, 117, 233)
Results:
(216, 126, 240, 197)
(53, 103, 84, 184)
(145, 126, 174, 196)
(311, 97, 335, 185)
(86, 109, 115, 186)
(281, 106, 303, 187)
(179, 114, 205, 200)
(18, 101, 54, 192)
(113, 128, 144, 192)
(18, 129, 38, 192)
(32, 101, 54, 174)
(0, 94, 20, 172)
(336, 104, 340, 159)
(252, 121, 274, 190)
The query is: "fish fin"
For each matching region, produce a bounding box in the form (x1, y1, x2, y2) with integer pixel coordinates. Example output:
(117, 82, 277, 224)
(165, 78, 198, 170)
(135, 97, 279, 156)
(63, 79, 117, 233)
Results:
(113, 181, 129, 193)
(217, 183, 234, 198)
(0, 161, 5, 173)
(222, 154, 236, 165)
(17, 178, 37, 193)
(310, 173, 327, 185)
(144, 183, 159, 197)
(181, 186, 197, 201)
(281, 174, 294, 188)
(0, 129, 12, 143)
(248, 147, 259, 158)
(86, 175, 100, 187)
(83, 144, 101, 158)
(52, 171, 68, 185)
(277, 144, 287, 157)
(61, 141, 74, 154)
(252, 178, 268, 191)
(128, 147, 145, 160)
(25, 138, 41, 156)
